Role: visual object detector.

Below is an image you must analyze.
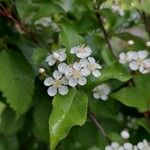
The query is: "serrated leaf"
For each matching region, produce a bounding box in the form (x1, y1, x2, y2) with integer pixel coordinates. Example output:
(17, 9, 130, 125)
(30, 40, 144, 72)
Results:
(49, 89, 88, 150)
(59, 19, 85, 49)
(111, 74, 150, 112)
(85, 62, 131, 90)
(0, 49, 35, 116)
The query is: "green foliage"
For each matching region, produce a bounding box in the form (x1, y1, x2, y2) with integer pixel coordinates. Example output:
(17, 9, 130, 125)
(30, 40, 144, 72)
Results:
(49, 89, 88, 150)
(112, 74, 150, 112)
(0, 0, 150, 149)
(0, 49, 35, 116)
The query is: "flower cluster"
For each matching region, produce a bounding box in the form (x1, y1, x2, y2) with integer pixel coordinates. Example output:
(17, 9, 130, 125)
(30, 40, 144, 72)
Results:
(105, 140, 150, 150)
(43, 45, 102, 96)
(119, 50, 150, 74)
(93, 83, 111, 101)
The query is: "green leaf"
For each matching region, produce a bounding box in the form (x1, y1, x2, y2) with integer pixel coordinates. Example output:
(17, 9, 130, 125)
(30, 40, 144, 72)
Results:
(0, 49, 35, 116)
(111, 74, 150, 112)
(85, 62, 131, 90)
(59, 19, 85, 49)
(136, 118, 150, 133)
(0, 102, 6, 124)
(33, 99, 51, 142)
(33, 2, 64, 20)
(49, 89, 88, 150)
(0, 108, 24, 135)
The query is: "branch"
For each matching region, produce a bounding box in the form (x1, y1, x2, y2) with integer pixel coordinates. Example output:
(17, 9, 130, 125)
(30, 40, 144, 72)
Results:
(94, 4, 116, 60)
(0, 5, 42, 47)
(88, 108, 111, 143)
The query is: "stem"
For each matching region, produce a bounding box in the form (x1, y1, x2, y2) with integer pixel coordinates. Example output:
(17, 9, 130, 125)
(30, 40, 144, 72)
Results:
(139, 0, 150, 38)
(88, 108, 111, 143)
(0, 5, 42, 47)
(94, 4, 116, 60)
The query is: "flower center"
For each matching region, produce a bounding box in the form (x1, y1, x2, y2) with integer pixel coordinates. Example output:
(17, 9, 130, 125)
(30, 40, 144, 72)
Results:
(53, 79, 62, 88)
(53, 52, 60, 60)
(73, 70, 81, 79)
(88, 63, 96, 70)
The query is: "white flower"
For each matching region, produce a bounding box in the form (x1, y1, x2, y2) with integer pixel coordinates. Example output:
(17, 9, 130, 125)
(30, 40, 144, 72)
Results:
(80, 57, 102, 77)
(120, 130, 130, 140)
(45, 49, 67, 66)
(93, 83, 111, 101)
(44, 70, 69, 96)
(119, 50, 150, 74)
(146, 41, 150, 47)
(127, 40, 134, 46)
(70, 45, 92, 58)
(119, 52, 128, 64)
(124, 143, 133, 150)
(65, 62, 87, 87)
(128, 50, 149, 74)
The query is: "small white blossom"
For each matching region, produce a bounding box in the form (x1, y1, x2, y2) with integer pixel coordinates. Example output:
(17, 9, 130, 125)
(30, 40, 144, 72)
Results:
(45, 49, 67, 66)
(63, 62, 87, 87)
(44, 70, 69, 96)
(80, 57, 102, 77)
(119, 50, 150, 74)
(93, 83, 111, 101)
(70, 45, 92, 58)
(146, 41, 150, 47)
(127, 40, 134, 46)
(39, 68, 45, 74)
(121, 130, 130, 140)
(105, 140, 150, 150)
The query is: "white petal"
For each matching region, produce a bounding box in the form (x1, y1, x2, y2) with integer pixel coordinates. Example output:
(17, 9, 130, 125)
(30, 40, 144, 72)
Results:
(101, 95, 108, 101)
(61, 76, 69, 85)
(52, 51, 60, 60)
(69, 78, 78, 87)
(73, 62, 81, 70)
(47, 86, 57, 96)
(84, 46, 92, 54)
(58, 50, 67, 61)
(44, 77, 54, 86)
(129, 61, 139, 71)
(58, 86, 69, 95)
(138, 50, 149, 59)
(76, 52, 85, 58)
(95, 63, 102, 69)
(81, 68, 91, 76)
(88, 57, 95, 63)
(93, 93, 100, 99)
(119, 52, 126, 63)
(78, 77, 87, 86)
(58, 63, 68, 74)
(79, 58, 89, 67)
(127, 51, 137, 61)
(70, 47, 78, 54)
(48, 58, 56, 66)
(92, 70, 101, 77)
(53, 70, 62, 79)
(45, 54, 53, 62)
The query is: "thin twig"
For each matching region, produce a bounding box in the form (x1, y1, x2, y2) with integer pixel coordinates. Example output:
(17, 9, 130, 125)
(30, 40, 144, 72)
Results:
(94, 3, 116, 60)
(0, 5, 42, 47)
(88, 108, 111, 143)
